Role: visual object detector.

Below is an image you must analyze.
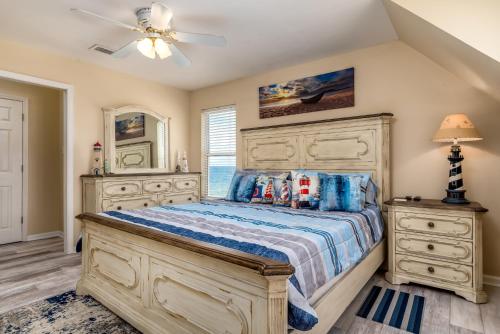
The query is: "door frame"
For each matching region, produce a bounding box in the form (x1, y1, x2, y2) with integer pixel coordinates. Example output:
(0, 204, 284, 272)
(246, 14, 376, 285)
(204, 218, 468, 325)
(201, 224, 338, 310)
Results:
(0, 94, 28, 243)
(0, 70, 75, 254)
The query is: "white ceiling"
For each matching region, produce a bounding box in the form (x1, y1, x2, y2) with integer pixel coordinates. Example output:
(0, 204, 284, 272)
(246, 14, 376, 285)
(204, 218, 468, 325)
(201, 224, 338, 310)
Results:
(0, 0, 397, 90)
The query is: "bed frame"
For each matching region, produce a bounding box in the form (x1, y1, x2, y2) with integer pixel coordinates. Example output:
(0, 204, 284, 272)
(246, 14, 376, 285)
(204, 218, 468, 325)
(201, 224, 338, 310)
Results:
(76, 113, 392, 334)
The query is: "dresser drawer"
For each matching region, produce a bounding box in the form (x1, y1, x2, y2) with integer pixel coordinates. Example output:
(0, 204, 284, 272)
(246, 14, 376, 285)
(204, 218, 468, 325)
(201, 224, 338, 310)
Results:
(173, 177, 199, 192)
(103, 180, 142, 198)
(395, 212, 472, 239)
(143, 179, 173, 194)
(159, 193, 199, 205)
(395, 233, 473, 263)
(102, 196, 157, 211)
(395, 254, 472, 288)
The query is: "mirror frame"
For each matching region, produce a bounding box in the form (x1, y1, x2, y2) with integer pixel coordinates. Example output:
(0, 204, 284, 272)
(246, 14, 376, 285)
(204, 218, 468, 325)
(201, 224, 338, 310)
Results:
(103, 105, 170, 174)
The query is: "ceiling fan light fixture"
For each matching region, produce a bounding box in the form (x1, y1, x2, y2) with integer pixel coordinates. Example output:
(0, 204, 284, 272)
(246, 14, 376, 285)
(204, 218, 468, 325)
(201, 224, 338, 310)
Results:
(137, 38, 156, 59)
(154, 38, 172, 59)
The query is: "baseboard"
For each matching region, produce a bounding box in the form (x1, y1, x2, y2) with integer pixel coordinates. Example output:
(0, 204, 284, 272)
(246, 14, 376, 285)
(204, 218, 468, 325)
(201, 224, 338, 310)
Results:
(484, 275, 500, 287)
(26, 231, 64, 241)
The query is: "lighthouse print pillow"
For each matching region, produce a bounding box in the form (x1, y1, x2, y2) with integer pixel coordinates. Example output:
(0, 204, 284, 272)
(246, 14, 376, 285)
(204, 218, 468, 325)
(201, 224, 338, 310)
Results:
(291, 170, 321, 209)
(273, 179, 292, 207)
(251, 175, 275, 203)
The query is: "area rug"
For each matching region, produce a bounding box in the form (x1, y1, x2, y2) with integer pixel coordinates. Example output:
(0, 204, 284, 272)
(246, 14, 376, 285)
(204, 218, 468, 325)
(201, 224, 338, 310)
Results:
(0, 291, 140, 333)
(356, 285, 425, 334)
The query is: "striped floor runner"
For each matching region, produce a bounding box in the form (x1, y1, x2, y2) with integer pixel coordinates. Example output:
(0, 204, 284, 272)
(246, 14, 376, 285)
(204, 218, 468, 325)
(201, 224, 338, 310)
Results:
(356, 285, 425, 334)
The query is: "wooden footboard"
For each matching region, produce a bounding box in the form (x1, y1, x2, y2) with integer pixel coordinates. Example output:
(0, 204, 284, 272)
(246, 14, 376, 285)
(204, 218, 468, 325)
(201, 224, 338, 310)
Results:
(77, 214, 385, 334)
(76, 215, 293, 334)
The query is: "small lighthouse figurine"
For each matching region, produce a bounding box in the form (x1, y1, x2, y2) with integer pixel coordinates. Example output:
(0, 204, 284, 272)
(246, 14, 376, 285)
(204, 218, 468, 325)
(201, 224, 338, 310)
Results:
(181, 151, 189, 173)
(91, 141, 103, 176)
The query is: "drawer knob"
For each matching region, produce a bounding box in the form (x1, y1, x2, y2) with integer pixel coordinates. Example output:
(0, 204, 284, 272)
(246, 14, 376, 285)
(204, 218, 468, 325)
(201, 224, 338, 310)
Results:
(427, 266, 435, 273)
(157, 184, 161, 188)
(185, 182, 189, 186)
(427, 222, 435, 228)
(144, 203, 148, 207)
(121, 186, 126, 191)
(117, 206, 122, 210)
(188, 197, 192, 201)
(427, 244, 434, 250)
(169, 200, 173, 203)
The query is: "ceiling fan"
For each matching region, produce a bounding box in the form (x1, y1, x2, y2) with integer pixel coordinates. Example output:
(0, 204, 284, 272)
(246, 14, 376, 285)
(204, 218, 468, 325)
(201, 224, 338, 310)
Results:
(71, 2, 226, 66)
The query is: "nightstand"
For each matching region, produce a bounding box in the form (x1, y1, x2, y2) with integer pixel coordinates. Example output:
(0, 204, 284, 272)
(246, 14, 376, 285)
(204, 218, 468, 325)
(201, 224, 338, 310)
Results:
(384, 198, 488, 303)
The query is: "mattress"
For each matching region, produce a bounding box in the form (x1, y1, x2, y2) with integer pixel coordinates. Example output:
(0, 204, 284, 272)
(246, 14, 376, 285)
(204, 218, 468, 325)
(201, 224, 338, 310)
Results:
(99, 199, 384, 331)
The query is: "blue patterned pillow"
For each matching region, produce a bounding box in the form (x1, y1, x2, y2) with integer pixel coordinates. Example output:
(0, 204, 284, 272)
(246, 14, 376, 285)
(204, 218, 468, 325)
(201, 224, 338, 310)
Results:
(321, 172, 378, 206)
(291, 170, 320, 209)
(235, 175, 258, 203)
(365, 179, 378, 205)
(318, 173, 366, 212)
(225, 170, 257, 201)
(272, 179, 292, 207)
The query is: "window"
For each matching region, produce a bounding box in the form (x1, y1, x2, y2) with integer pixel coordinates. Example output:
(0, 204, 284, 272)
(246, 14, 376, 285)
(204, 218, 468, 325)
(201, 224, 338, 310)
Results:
(202, 106, 236, 198)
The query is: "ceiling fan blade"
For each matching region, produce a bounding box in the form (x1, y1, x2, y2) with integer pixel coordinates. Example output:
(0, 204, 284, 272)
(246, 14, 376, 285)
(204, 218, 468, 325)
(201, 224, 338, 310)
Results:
(168, 44, 191, 67)
(71, 8, 141, 32)
(150, 2, 173, 30)
(172, 31, 226, 47)
(113, 40, 138, 58)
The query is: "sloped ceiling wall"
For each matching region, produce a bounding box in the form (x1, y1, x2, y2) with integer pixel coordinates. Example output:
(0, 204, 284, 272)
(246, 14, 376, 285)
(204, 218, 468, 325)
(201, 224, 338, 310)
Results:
(384, 0, 500, 102)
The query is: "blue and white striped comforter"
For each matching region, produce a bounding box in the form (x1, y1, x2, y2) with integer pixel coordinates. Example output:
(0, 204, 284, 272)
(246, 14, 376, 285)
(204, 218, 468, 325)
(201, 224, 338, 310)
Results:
(100, 200, 384, 331)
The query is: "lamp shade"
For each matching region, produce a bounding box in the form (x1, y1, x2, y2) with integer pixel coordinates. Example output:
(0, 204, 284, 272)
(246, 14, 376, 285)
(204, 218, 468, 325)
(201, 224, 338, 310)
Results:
(433, 113, 482, 143)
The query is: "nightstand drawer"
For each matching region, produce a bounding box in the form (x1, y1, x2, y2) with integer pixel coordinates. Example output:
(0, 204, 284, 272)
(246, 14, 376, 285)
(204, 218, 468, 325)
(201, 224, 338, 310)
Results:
(395, 233, 473, 263)
(395, 212, 472, 239)
(395, 254, 472, 288)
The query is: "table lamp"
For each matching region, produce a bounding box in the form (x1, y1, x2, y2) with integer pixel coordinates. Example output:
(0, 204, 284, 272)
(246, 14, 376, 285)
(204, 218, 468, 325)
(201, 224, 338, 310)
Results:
(433, 114, 482, 204)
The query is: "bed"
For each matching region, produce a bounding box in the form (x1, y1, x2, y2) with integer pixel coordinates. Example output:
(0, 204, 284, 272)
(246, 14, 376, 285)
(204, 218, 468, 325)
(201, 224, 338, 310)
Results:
(76, 113, 392, 334)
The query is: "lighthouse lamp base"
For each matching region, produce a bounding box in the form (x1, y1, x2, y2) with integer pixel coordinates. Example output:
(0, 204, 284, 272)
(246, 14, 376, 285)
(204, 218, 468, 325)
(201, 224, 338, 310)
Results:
(443, 189, 470, 204)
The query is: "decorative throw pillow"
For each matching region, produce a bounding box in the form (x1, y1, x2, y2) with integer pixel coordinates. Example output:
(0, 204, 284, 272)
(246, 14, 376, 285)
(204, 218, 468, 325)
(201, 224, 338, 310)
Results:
(251, 175, 275, 204)
(318, 173, 366, 212)
(291, 170, 320, 209)
(272, 179, 292, 207)
(225, 170, 257, 201)
(235, 174, 258, 203)
(365, 179, 378, 205)
(320, 172, 378, 206)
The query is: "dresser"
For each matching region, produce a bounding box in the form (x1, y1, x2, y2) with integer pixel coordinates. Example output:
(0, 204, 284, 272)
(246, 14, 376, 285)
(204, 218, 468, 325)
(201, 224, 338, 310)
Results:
(81, 172, 201, 213)
(385, 199, 488, 303)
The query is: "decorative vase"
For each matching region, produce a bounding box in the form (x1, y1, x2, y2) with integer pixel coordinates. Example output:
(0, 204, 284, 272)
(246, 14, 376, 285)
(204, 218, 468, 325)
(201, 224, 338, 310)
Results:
(175, 151, 181, 172)
(181, 151, 189, 173)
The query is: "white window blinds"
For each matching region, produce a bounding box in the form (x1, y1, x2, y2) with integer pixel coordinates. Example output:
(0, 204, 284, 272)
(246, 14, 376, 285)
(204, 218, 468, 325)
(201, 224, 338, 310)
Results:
(201, 106, 236, 198)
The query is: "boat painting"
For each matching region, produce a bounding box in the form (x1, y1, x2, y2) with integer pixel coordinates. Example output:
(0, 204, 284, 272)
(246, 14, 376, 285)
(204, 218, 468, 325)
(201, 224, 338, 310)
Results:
(115, 113, 145, 141)
(258, 67, 354, 119)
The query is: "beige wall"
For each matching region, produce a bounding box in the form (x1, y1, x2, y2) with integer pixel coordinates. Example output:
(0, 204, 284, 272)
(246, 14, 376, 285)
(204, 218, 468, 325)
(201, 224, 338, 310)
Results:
(0, 80, 63, 235)
(384, 0, 500, 103)
(189, 41, 500, 276)
(391, 0, 500, 62)
(0, 38, 190, 242)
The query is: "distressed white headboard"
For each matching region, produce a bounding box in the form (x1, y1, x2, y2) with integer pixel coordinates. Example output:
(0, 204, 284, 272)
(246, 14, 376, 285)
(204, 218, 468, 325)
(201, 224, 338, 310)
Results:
(240, 113, 393, 208)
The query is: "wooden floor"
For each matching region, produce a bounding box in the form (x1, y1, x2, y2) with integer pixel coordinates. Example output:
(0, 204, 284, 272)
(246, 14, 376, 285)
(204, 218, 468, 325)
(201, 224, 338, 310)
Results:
(1, 238, 499, 334)
(0, 237, 81, 314)
(330, 274, 500, 334)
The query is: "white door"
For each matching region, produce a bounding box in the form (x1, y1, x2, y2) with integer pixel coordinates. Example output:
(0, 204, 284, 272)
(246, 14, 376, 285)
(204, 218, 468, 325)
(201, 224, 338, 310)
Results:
(0, 98, 23, 244)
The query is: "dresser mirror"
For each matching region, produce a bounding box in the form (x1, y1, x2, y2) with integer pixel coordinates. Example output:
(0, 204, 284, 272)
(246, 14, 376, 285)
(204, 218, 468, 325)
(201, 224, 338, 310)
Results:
(103, 105, 170, 174)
